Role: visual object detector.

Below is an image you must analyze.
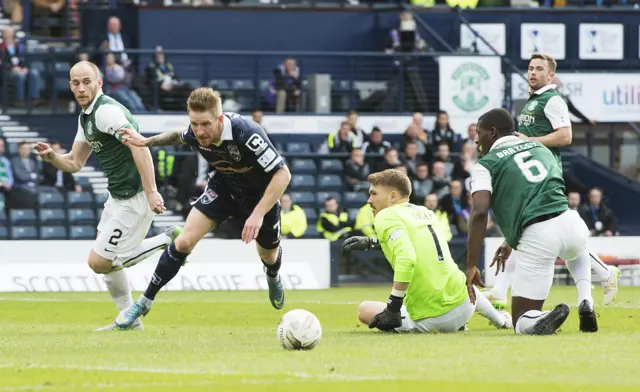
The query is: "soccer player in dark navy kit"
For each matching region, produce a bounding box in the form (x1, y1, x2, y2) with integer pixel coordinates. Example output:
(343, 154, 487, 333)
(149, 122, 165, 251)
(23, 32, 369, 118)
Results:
(114, 88, 291, 329)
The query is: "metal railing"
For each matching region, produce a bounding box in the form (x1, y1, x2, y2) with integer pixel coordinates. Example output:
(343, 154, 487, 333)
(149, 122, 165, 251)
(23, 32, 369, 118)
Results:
(1, 49, 501, 115)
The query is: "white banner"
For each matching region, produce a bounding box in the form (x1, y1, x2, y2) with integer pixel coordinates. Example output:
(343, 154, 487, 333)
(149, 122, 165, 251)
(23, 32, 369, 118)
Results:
(438, 56, 503, 121)
(0, 239, 331, 292)
(460, 23, 506, 56)
(135, 114, 474, 137)
(510, 73, 640, 123)
(483, 237, 640, 287)
(579, 23, 624, 60)
(520, 23, 566, 60)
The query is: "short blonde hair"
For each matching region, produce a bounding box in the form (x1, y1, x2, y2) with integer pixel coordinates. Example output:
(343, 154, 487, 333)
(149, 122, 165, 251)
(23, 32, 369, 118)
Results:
(368, 169, 412, 198)
(530, 53, 557, 74)
(187, 87, 222, 115)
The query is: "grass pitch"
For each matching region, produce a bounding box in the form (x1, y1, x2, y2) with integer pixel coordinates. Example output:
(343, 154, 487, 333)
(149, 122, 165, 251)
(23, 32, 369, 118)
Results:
(0, 286, 638, 392)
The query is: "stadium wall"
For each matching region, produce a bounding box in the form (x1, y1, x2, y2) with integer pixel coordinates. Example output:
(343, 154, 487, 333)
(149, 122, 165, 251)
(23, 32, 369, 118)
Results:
(0, 240, 332, 292)
(80, 9, 640, 69)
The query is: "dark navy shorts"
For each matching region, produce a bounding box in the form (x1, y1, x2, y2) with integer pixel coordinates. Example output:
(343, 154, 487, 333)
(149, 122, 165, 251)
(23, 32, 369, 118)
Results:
(192, 179, 281, 250)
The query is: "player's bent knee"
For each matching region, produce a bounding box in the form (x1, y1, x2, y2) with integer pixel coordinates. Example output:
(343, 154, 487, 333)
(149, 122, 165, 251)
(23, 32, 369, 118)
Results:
(174, 234, 196, 254)
(357, 301, 382, 325)
(87, 250, 114, 274)
(256, 244, 278, 263)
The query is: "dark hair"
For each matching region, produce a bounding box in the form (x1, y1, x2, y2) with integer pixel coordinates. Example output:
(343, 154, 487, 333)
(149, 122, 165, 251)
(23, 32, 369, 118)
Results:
(49, 139, 61, 146)
(324, 197, 337, 203)
(477, 108, 515, 137)
(371, 126, 382, 133)
(347, 110, 358, 117)
(18, 140, 30, 148)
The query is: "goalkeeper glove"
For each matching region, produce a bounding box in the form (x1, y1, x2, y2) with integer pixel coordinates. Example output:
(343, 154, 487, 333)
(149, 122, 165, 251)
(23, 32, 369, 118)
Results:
(368, 294, 403, 331)
(340, 236, 380, 255)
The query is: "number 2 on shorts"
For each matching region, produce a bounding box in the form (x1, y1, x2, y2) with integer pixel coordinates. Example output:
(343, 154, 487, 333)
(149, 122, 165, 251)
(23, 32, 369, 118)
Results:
(108, 229, 123, 246)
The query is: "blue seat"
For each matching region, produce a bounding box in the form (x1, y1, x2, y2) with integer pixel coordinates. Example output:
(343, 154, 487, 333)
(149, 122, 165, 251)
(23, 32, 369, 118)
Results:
(343, 192, 368, 207)
(0, 226, 7, 239)
(208, 79, 230, 90)
(289, 191, 315, 206)
(67, 191, 94, 208)
(11, 226, 38, 240)
(38, 189, 65, 208)
(303, 225, 322, 239)
(302, 208, 318, 221)
(0, 192, 5, 205)
(0, 209, 6, 224)
(40, 226, 68, 240)
(70, 225, 96, 239)
(95, 192, 109, 206)
(290, 159, 317, 174)
(39, 209, 66, 225)
(290, 174, 316, 189)
(68, 208, 96, 225)
(286, 142, 311, 154)
(316, 191, 342, 205)
(348, 208, 359, 221)
(96, 208, 104, 220)
(320, 160, 343, 173)
(318, 174, 343, 190)
(10, 209, 37, 225)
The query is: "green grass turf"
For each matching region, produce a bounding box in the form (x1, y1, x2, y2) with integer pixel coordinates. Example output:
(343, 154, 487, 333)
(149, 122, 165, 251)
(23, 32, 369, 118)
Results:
(0, 286, 638, 392)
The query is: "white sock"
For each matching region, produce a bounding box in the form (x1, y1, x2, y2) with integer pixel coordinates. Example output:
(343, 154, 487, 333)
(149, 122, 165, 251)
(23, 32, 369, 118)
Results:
(515, 310, 548, 335)
(120, 233, 172, 269)
(565, 250, 594, 306)
(104, 269, 133, 311)
(474, 286, 508, 327)
(138, 295, 154, 309)
(588, 250, 611, 281)
(492, 253, 516, 299)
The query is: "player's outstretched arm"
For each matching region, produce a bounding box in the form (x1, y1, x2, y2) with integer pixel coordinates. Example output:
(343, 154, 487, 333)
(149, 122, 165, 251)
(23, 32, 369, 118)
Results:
(34, 141, 92, 173)
(120, 129, 185, 147)
(243, 166, 291, 243)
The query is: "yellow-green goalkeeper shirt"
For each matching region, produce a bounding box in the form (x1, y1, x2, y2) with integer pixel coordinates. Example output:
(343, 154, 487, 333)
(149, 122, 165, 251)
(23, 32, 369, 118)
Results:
(374, 202, 468, 320)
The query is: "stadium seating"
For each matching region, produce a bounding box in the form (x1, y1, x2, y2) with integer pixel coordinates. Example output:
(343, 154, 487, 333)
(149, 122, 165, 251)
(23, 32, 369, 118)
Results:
(69, 226, 97, 240)
(347, 208, 359, 222)
(290, 159, 317, 174)
(0, 226, 7, 239)
(95, 192, 109, 206)
(316, 191, 341, 204)
(289, 191, 315, 206)
(38, 189, 65, 208)
(67, 192, 95, 208)
(10, 209, 38, 226)
(68, 209, 96, 225)
(303, 225, 321, 239)
(11, 226, 38, 240)
(40, 226, 68, 240)
(291, 174, 316, 189)
(39, 209, 66, 225)
(343, 192, 368, 207)
(319, 160, 343, 173)
(0, 208, 6, 225)
(303, 208, 318, 221)
(286, 142, 312, 154)
(318, 175, 343, 190)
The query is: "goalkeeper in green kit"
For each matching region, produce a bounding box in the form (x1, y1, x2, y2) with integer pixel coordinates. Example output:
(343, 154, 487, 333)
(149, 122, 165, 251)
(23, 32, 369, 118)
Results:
(341, 169, 511, 333)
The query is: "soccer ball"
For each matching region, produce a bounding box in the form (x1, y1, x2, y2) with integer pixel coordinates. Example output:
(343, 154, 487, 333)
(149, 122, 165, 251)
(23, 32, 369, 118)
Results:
(277, 309, 322, 350)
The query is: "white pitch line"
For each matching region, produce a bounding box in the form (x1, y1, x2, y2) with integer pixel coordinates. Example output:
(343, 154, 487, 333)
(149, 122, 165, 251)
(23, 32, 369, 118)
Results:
(0, 297, 361, 305)
(1, 362, 402, 383)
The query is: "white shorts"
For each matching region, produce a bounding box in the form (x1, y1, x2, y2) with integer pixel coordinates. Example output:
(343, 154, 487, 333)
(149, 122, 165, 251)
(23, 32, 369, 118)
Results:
(512, 210, 589, 300)
(94, 192, 155, 263)
(396, 296, 475, 333)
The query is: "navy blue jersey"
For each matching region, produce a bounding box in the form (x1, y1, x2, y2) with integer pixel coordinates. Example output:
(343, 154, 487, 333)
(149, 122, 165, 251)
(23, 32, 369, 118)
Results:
(181, 112, 285, 195)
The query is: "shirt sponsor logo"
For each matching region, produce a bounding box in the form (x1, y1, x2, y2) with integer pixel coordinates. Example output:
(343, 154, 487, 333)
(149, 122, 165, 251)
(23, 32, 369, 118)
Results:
(246, 134, 268, 155)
